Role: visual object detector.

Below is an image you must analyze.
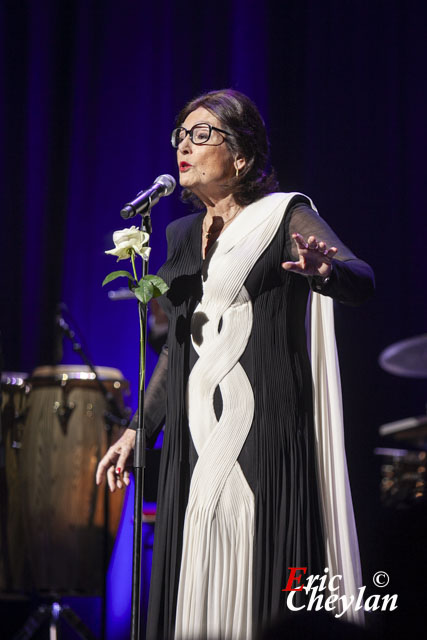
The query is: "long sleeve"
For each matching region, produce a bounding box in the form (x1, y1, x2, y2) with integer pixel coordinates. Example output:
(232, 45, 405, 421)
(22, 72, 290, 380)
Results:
(129, 344, 168, 448)
(286, 202, 375, 306)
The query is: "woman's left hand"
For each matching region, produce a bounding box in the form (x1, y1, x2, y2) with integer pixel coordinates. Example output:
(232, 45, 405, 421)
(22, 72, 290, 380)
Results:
(282, 233, 337, 277)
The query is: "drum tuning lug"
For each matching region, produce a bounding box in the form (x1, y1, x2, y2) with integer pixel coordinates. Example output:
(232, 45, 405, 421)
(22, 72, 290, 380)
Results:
(53, 401, 75, 432)
(14, 408, 28, 423)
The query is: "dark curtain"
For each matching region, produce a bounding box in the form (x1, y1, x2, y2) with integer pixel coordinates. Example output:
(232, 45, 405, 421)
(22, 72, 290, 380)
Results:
(1, 0, 426, 637)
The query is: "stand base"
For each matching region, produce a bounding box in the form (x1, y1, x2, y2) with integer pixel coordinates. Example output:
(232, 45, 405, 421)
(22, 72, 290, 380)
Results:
(12, 601, 97, 640)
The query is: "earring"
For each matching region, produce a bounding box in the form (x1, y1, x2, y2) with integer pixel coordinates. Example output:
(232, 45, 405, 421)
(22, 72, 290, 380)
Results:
(235, 166, 239, 178)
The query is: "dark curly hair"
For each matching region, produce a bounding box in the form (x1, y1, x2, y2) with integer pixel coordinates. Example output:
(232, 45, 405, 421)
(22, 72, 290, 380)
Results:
(175, 89, 279, 209)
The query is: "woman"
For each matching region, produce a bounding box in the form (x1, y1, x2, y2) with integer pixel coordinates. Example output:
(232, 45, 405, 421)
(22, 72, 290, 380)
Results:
(96, 89, 374, 639)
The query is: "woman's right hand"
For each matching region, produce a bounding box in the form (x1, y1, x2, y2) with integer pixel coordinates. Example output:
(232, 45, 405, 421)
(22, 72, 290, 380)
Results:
(96, 428, 136, 492)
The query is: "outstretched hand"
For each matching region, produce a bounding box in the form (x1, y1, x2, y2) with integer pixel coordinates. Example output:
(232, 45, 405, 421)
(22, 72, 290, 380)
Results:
(95, 428, 136, 492)
(282, 234, 337, 277)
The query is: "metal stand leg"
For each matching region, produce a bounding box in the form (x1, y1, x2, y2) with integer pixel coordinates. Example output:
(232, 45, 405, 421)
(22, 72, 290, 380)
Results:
(12, 601, 98, 640)
(12, 605, 51, 640)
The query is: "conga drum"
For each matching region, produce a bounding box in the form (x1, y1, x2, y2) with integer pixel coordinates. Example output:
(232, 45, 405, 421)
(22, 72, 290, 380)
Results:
(19, 365, 130, 594)
(0, 372, 29, 592)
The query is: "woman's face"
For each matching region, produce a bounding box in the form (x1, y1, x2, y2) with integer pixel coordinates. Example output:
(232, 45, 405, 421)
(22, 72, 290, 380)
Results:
(176, 107, 236, 199)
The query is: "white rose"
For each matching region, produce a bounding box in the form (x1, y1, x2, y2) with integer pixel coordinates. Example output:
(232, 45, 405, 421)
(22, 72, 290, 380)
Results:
(105, 226, 151, 261)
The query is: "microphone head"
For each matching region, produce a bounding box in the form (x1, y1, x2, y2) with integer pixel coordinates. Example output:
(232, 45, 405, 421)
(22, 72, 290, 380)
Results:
(120, 175, 176, 219)
(154, 174, 176, 196)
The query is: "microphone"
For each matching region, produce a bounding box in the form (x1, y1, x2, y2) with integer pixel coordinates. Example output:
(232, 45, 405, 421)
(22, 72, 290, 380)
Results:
(120, 174, 176, 219)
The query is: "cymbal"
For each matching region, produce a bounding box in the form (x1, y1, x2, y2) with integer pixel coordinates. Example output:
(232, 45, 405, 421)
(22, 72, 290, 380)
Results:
(379, 415, 427, 440)
(379, 334, 427, 378)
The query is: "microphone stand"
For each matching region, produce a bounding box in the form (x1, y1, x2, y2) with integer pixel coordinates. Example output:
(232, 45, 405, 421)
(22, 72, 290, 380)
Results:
(130, 211, 151, 640)
(56, 316, 128, 430)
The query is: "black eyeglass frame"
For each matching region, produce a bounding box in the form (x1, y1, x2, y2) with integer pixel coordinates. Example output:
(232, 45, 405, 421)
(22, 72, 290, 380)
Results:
(171, 122, 232, 148)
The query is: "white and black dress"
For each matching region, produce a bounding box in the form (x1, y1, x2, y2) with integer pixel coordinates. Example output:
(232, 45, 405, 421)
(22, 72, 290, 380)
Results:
(137, 192, 374, 640)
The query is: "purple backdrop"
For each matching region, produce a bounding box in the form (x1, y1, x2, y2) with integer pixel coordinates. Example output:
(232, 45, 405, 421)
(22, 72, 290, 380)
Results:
(1, 1, 427, 638)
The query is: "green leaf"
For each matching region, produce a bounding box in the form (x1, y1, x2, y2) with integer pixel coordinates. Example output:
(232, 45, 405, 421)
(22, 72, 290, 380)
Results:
(134, 280, 154, 304)
(139, 275, 169, 297)
(102, 270, 135, 287)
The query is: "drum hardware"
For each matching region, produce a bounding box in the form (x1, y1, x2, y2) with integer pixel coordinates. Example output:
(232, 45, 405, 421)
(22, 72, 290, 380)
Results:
(377, 414, 427, 506)
(379, 414, 427, 449)
(5, 390, 28, 450)
(377, 334, 427, 507)
(12, 406, 28, 448)
(52, 400, 76, 431)
(375, 447, 426, 507)
(376, 422, 427, 507)
(1, 373, 28, 387)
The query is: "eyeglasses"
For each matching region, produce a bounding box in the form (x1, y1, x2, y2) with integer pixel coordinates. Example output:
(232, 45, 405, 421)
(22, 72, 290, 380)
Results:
(171, 123, 231, 148)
